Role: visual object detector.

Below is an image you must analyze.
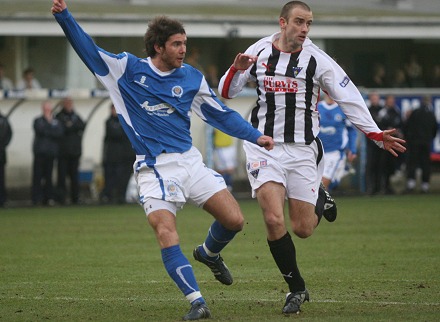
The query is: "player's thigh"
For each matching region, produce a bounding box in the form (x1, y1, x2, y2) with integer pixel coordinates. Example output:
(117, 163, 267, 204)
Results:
(147, 209, 179, 249)
(288, 198, 317, 238)
(203, 189, 244, 231)
(255, 181, 286, 217)
(255, 181, 287, 240)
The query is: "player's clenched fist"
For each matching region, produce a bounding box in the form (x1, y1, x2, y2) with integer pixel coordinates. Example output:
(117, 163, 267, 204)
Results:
(51, 0, 67, 14)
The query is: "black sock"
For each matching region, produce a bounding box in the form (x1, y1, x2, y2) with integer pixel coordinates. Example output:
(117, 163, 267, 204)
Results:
(268, 232, 305, 292)
(315, 186, 326, 223)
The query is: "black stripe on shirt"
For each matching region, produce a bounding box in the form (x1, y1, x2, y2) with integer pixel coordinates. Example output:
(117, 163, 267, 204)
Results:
(263, 46, 280, 137)
(284, 52, 300, 142)
(304, 55, 317, 144)
(250, 48, 265, 129)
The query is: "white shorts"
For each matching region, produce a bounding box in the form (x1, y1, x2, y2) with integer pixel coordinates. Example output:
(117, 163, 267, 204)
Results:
(213, 145, 237, 171)
(134, 147, 226, 216)
(243, 139, 324, 205)
(322, 150, 346, 184)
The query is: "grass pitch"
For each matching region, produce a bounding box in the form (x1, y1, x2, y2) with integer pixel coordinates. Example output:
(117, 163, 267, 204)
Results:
(0, 195, 439, 321)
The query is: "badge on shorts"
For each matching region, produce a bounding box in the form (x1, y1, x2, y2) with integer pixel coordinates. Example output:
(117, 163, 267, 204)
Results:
(247, 160, 267, 170)
(166, 181, 178, 197)
(250, 169, 259, 179)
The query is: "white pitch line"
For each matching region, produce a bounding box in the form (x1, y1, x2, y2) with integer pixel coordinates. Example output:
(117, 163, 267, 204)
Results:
(1, 295, 439, 307)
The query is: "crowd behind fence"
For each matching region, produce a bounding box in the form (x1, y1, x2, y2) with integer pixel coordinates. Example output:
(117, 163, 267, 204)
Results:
(0, 87, 439, 206)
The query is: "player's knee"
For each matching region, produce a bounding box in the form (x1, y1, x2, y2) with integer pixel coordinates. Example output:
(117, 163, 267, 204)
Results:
(293, 227, 313, 239)
(230, 213, 244, 231)
(220, 209, 244, 232)
(291, 220, 315, 239)
(263, 212, 285, 233)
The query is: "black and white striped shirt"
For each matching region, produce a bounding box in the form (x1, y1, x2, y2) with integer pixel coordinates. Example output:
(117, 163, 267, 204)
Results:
(219, 33, 384, 147)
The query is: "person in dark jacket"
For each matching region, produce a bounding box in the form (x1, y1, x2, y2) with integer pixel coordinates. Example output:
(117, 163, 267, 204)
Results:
(32, 101, 63, 206)
(377, 94, 404, 194)
(404, 96, 438, 193)
(100, 104, 134, 204)
(365, 92, 385, 195)
(0, 111, 12, 207)
(55, 97, 85, 205)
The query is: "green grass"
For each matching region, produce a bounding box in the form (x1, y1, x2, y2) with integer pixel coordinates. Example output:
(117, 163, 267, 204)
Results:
(0, 195, 439, 321)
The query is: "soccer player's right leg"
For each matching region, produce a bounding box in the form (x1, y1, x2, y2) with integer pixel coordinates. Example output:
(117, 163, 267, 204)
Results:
(256, 183, 308, 314)
(147, 206, 209, 320)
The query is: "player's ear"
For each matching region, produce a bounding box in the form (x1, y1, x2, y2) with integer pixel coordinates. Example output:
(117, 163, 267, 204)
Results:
(279, 17, 287, 29)
(154, 43, 163, 55)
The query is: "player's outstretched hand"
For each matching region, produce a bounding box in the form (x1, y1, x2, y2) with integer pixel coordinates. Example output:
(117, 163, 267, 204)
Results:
(233, 53, 258, 71)
(383, 128, 406, 157)
(257, 135, 274, 151)
(51, 0, 67, 14)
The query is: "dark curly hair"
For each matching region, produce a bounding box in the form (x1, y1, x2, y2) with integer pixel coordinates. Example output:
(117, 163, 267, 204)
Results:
(144, 16, 186, 58)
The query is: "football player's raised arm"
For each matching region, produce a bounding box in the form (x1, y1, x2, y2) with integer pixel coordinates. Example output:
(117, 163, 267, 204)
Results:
(52, 3, 110, 77)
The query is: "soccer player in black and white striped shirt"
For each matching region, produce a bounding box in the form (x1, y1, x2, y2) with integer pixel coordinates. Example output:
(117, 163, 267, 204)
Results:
(219, 0, 406, 315)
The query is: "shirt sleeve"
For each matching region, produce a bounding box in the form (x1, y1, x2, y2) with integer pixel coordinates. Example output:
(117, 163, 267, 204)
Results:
(54, 8, 124, 78)
(192, 77, 262, 145)
(318, 55, 384, 149)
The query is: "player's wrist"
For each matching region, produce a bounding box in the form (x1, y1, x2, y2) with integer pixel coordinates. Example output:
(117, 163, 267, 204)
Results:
(230, 66, 239, 73)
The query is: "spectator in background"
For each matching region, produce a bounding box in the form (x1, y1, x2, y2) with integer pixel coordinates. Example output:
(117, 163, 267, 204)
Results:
(16, 67, 42, 90)
(391, 68, 409, 88)
(377, 94, 403, 194)
(365, 92, 385, 195)
(0, 63, 14, 91)
(31, 101, 63, 206)
(100, 104, 134, 204)
(404, 53, 425, 87)
(185, 47, 204, 73)
(428, 64, 440, 88)
(368, 63, 389, 88)
(0, 110, 12, 207)
(317, 93, 357, 191)
(213, 128, 237, 192)
(404, 96, 438, 193)
(55, 97, 85, 205)
(205, 64, 220, 88)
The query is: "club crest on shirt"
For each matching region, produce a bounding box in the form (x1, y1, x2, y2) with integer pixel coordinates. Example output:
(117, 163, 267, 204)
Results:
(292, 67, 303, 78)
(171, 85, 183, 98)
